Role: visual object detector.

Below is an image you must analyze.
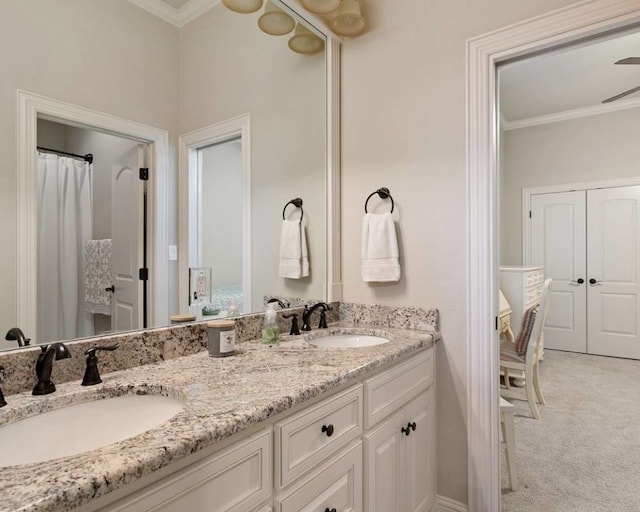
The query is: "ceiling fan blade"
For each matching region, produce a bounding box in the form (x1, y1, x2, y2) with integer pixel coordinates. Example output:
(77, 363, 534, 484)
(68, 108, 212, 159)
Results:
(602, 85, 640, 103)
(615, 57, 640, 65)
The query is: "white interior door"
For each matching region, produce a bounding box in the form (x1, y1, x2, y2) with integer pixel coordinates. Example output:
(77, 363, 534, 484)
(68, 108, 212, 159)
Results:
(587, 186, 640, 359)
(111, 145, 145, 331)
(530, 191, 587, 352)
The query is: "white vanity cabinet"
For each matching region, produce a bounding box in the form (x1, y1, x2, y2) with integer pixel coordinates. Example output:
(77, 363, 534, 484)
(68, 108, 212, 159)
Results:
(89, 348, 435, 512)
(363, 352, 435, 512)
(101, 430, 272, 512)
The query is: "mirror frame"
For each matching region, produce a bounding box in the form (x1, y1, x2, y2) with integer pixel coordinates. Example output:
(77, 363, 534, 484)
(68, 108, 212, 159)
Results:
(16, 91, 170, 337)
(178, 1, 342, 313)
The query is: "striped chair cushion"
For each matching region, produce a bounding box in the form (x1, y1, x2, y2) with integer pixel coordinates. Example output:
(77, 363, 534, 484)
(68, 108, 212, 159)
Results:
(515, 304, 539, 355)
(500, 343, 525, 363)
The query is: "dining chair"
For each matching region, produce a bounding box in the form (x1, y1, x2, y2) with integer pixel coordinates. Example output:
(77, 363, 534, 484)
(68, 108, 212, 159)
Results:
(500, 279, 552, 420)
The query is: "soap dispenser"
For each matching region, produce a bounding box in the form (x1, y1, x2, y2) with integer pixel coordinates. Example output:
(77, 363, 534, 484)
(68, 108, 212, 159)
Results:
(262, 303, 279, 345)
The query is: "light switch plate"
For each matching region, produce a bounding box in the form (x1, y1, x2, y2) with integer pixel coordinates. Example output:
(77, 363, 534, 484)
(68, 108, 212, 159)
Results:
(169, 245, 178, 261)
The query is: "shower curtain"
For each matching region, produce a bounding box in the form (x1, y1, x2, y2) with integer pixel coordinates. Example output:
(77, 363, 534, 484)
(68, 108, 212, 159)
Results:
(37, 152, 93, 343)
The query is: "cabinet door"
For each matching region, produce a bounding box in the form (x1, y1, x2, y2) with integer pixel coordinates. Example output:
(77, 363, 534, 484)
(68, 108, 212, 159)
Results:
(403, 389, 435, 512)
(105, 430, 271, 512)
(363, 410, 404, 512)
(276, 442, 362, 512)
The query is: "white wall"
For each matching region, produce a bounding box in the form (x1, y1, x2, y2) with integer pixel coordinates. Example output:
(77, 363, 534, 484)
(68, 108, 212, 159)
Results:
(0, 0, 179, 337)
(339, 0, 580, 503)
(501, 107, 640, 265)
(179, 4, 326, 312)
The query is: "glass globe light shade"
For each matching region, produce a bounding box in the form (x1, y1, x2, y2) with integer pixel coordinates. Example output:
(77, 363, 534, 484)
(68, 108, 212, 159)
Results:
(300, 0, 341, 14)
(331, 0, 366, 37)
(258, 1, 295, 35)
(288, 23, 325, 54)
(222, 0, 264, 14)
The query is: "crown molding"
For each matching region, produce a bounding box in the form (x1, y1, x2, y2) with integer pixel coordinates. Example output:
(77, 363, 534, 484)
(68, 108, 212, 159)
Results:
(128, 0, 219, 27)
(503, 95, 640, 130)
(179, 0, 220, 26)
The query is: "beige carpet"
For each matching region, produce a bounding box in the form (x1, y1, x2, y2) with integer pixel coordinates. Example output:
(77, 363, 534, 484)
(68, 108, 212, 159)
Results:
(500, 349, 640, 511)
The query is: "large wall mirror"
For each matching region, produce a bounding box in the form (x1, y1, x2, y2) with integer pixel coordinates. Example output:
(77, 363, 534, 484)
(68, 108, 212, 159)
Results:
(0, 0, 340, 351)
(178, 0, 337, 317)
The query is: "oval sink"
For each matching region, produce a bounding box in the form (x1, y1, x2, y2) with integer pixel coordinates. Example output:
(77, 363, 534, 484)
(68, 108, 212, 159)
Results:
(0, 394, 184, 467)
(309, 334, 390, 348)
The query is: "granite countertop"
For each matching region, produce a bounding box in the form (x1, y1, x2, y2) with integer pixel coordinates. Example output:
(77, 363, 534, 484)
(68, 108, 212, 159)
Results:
(0, 323, 436, 512)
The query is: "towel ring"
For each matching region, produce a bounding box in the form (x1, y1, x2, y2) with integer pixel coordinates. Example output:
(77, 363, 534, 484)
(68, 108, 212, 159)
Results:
(364, 187, 394, 213)
(282, 198, 304, 221)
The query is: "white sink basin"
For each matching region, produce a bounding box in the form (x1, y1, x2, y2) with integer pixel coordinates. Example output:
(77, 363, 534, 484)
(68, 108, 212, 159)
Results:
(309, 334, 390, 348)
(0, 394, 184, 467)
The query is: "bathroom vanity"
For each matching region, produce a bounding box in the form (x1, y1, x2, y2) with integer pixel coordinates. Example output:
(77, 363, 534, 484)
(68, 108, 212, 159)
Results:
(0, 306, 438, 512)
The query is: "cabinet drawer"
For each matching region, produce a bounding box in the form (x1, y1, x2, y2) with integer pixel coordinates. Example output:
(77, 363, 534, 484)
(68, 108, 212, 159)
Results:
(525, 270, 544, 288)
(275, 442, 363, 512)
(525, 284, 542, 307)
(275, 385, 363, 488)
(105, 430, 272, 512)
(364, 350, 433, 428)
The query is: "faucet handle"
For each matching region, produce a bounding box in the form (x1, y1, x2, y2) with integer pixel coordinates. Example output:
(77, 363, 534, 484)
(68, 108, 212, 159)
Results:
(0, 366, 6, 408)
(283, 313, 301, 336)
(82, 344, 119, 386)
(85, 344, 120, 357)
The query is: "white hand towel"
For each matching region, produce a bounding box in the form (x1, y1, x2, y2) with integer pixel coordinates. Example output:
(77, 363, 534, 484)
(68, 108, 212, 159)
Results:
(361, 212, 401, 282)
(279, 219, 310, 279)
(84, 239, 113, 315)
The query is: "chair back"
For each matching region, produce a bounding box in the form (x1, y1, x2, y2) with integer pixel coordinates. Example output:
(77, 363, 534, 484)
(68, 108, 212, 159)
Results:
(525, 279, 552, 366)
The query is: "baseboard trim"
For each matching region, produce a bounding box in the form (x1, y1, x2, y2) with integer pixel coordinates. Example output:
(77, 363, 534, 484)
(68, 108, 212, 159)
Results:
(435, 495, 468, 512)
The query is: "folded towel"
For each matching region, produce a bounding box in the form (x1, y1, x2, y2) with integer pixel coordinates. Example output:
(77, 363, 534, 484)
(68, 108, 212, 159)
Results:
(361, 212, 401, 282)
(84, 239, 112, 315)
(279, 219, 310, 279)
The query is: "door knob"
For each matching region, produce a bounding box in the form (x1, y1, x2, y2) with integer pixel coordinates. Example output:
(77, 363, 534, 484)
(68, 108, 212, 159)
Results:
(570, 278, 584, 285)
(589, 278, 600, 285)
(105, 285, 115, 293)
(576, 278, 584, 284)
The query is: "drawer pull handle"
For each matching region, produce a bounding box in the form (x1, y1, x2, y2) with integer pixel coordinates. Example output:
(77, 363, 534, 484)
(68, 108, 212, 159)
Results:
(325, 508, 337, 512)
(322, 424, 334, 437)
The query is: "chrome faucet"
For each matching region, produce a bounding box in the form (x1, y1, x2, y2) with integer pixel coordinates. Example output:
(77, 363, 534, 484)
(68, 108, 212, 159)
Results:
(302, 302, 331, 331)
(32, 342, 71, 396)
(5, 327, 30, 347)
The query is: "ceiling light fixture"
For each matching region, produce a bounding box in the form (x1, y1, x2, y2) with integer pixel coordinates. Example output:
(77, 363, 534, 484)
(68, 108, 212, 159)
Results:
(258, 1, 295, 35)
(288, 23, 325, 54)
(331, 0, 366, 37)
(221, 0, 264, 14)
(300, 0, 341, 14)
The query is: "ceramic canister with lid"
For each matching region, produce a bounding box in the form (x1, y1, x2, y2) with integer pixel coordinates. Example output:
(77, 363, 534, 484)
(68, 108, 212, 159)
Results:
(207, 319, 236, 357)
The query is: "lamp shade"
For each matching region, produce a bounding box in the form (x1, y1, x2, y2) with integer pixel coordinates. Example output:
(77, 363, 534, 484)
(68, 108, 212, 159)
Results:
(300, 0, 341, 14)
(288, 23, 325, 54)
(222, 0, 263, 14)
(258, 1, 295, 35)
(330, 0, 366, 36)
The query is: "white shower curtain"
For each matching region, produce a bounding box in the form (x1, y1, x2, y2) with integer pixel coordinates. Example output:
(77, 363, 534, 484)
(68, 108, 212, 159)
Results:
(37, 153, 93, 343)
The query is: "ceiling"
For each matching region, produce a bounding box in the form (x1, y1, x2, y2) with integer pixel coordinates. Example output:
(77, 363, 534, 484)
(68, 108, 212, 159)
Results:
(499, 28, 640, 126)
(159, 0, 192, 8)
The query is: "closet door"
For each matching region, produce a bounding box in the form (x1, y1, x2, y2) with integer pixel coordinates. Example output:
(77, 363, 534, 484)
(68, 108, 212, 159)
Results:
(587, 186, 640, 359)
(530, 191, 587, 352)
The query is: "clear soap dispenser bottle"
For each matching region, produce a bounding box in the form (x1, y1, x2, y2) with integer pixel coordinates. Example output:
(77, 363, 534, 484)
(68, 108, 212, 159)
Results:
(262, 303, 279, 345)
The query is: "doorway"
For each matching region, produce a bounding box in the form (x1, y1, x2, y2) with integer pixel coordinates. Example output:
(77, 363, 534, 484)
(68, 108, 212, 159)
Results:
(466, 2, 640, 510)
(36, 119, 148, 342)
(17, 91, 169, 340)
